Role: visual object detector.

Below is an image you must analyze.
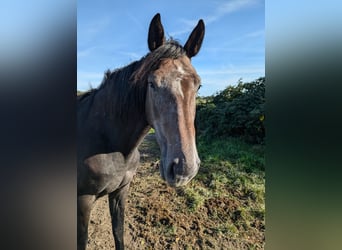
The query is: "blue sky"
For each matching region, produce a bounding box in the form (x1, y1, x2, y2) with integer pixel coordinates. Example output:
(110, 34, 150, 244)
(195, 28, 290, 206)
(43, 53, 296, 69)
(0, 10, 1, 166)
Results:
(77, 0, 265, 96)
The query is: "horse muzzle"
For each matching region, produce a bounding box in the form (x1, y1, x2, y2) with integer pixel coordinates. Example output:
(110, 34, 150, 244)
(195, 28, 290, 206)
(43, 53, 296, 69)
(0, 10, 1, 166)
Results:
(160, 157, 200, 187)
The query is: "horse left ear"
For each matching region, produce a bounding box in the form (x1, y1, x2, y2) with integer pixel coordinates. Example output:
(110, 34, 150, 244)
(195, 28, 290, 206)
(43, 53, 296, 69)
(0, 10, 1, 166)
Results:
(148, 13, 165, 52)
(184, 19, 205, 58)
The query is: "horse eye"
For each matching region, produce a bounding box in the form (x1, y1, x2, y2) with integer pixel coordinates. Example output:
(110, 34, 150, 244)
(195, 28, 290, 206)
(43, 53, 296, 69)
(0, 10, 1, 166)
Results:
(148, 82, 155, 90)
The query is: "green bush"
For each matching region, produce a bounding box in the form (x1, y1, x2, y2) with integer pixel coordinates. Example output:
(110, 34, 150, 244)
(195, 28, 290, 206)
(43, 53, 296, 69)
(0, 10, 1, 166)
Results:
(196, 77, 265, 144)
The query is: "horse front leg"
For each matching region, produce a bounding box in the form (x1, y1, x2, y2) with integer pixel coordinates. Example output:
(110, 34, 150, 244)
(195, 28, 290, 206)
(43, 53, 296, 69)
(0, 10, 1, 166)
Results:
(108, 183, 130, 250)
(77, 194, 96, 250)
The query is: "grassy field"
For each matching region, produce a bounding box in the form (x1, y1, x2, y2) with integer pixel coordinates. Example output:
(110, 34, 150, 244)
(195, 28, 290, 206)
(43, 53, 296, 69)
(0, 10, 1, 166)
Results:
(176, 135, 265, 248)
(128, 131, 265, 249)
(87, 130, 265, 249)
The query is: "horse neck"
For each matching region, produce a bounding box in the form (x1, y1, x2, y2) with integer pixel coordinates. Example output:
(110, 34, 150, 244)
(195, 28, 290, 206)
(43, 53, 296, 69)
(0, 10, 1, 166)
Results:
(92, 78, 150, 157)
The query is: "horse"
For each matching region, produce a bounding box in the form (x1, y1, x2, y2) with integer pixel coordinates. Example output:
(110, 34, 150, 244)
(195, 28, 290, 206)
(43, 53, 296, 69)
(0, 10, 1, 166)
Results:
(77, 13, 205, 250)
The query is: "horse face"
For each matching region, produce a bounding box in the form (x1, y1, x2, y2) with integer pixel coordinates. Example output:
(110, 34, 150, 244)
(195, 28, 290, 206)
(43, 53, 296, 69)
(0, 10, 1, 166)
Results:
(144, 13, 205, 187)
(145, 56, 201, 187)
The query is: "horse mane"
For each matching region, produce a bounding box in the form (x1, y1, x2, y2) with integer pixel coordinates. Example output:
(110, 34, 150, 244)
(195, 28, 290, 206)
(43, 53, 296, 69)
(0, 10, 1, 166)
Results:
(78, 39, 186, 119)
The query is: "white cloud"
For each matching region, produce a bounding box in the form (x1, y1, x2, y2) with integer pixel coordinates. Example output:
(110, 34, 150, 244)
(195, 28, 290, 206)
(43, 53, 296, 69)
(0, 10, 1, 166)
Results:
(77, 47, 97, 58)
(170, 0, 258, 37)
(205, 0, 258, 23)
(218, 0, 257, 16)
(196, 64, 264, 95)
(125, 12, 145, 32)
(244, 29, 265, 38)
(198, 65, 264, 96)
(198, 65, 264, 76)
(83, 16, 111, 36)
(118, 51, 142, 60)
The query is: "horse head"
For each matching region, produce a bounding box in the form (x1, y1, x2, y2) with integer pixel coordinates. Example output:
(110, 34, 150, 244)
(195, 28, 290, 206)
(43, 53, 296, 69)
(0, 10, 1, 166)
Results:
(144, 14, 205, 187)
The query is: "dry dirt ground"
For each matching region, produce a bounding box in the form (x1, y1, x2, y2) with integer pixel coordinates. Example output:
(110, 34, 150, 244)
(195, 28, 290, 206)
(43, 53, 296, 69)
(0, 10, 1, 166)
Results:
(87, 134, 264, 249)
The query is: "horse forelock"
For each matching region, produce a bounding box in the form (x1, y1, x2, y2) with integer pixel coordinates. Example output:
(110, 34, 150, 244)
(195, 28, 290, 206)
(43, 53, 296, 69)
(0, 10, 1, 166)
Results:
(130, 39, 186, 84)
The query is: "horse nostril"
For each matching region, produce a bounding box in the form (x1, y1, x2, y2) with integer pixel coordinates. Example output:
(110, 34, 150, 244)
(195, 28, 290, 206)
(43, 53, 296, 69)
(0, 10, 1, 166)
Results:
(167, 162, 175, 181)
(167, 158, 180, 181)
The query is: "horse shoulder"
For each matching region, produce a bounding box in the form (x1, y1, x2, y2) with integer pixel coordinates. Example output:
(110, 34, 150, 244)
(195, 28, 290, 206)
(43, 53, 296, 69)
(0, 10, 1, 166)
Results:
(82, 151, 140, 195)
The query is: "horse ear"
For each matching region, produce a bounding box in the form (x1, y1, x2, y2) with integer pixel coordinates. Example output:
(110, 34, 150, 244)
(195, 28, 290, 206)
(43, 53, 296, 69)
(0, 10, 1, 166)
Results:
(184, 19, 205, 58)
(148, 13, 165, 51)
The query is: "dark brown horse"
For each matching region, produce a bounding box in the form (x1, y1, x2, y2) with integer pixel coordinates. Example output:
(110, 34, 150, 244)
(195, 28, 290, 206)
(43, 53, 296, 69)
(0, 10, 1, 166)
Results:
(77, 13, 205, 250)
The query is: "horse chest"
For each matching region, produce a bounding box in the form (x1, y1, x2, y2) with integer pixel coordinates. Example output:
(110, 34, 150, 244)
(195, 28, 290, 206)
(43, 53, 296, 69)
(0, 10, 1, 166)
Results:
(83, 152, 139, 196)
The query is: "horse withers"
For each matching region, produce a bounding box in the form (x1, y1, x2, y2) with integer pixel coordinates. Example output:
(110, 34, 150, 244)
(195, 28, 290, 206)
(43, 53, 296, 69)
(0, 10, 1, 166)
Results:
(77, 13, 205, 249)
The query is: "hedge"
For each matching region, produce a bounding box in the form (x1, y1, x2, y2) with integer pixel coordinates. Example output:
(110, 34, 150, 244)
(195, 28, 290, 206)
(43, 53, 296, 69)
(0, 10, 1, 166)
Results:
(196, 77, 265, 144)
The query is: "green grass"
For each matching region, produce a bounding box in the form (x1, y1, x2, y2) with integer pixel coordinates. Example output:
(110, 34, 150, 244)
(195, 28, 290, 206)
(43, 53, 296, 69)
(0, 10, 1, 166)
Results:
(180, 136, 265, 237)
(133, 133, 264, 248)
(197, 136, 265, 172)
(180, 185, 209, 212)
(146, 128, 265, 243)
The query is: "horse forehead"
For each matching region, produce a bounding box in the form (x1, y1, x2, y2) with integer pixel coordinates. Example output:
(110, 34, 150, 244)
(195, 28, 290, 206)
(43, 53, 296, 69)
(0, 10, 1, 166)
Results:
(155, 57, 196, 79)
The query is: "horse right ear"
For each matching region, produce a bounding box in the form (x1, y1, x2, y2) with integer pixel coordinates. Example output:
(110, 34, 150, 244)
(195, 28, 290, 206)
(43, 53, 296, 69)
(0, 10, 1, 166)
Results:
(184, 19, 205, 58)
(148, 13, 165, 52)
